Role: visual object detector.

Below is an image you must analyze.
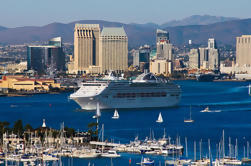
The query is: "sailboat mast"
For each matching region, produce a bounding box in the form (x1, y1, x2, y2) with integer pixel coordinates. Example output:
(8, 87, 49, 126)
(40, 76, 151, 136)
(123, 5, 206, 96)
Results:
(163, 128, 166, 138)
(248, 141, 250, 158)
(101, 124, 104, 142)
(223, 130, 225, 158)
(229, 137, 231, 157)
(235, 138, 238, 159)
(244, 145, 246, 159)
(194, 141, 196, 161)
(190, 105, 192, 120)
(185, 137, 188, 158)
(200, 139, 202, 160)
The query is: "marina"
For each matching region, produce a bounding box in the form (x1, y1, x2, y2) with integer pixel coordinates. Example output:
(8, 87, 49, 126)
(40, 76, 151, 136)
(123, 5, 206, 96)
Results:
(0, 80, 251, 165)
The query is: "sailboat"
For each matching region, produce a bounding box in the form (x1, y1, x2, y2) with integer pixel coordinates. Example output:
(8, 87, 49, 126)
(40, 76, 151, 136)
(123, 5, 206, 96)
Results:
(184, 106, 194, 123)
(242, 141, 251, 163)
(93, 102, 101, 119)
(156, 112, 163, 123)
(112, 109, 119, 119)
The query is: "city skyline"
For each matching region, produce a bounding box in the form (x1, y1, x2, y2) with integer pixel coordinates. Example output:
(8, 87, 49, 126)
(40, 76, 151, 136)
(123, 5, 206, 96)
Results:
(0, 0, 250, 28)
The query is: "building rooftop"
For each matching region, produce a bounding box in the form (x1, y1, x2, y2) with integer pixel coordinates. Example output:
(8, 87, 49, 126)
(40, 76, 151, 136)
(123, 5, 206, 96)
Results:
(75, 24, 100, 28)
(240, 35, 251, 37)
(27, 45, 58, 48)
(101, 27, 127, 37)
(157, 29, 168, 34)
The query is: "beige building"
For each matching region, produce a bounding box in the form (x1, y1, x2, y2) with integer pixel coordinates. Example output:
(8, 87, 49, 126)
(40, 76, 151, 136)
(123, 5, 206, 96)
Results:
(0, 75, 60, 91)
(199, 47, 208, 67)
(100, 27, 128, 73)
(189, 49, 200, 69)
(236, 35, 251, 67)
(208, 48, 219, 70)
(150, 59, 172, 75)
(74, 24, 100, 74)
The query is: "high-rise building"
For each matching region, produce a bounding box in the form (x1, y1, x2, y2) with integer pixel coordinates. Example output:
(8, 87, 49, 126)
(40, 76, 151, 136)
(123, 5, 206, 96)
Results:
(207, 38, 219, 70)
(27, 37, 65, 75)
(208, 38, 216, 49)
(138, 45, 151, 71)
(156, 42, 173, 60)
(236, 35, 251, 67)
(49, 37, 62, 47)
(132, 45, 151, 68)
(156, 29, 170, 43)
(156, 29, 173, 61)
(132, 50, 139, 67)
(139, 45, 150, 63)
(188, 38, 219, 71)
(73, 24, 100, 74)
(208, 48, 220, 70)
(199, 47, 209, 66)
(189, 49, 200, 69)
(100, 27, 128, 73)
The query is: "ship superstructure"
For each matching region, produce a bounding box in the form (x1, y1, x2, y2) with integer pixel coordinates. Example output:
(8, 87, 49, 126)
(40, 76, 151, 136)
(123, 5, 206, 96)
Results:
(70, 72, 181, 110)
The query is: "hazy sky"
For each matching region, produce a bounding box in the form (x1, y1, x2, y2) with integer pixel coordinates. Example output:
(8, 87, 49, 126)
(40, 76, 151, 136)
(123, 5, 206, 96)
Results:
(0, 0, 250, 28)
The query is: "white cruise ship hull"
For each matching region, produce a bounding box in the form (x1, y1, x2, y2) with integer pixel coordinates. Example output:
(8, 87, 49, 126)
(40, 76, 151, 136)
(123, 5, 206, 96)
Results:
(72, 94, 180, 110)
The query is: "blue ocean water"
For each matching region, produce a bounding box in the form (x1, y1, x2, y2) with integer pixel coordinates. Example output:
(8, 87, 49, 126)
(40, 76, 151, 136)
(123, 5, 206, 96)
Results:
(1, 80, 251, 166)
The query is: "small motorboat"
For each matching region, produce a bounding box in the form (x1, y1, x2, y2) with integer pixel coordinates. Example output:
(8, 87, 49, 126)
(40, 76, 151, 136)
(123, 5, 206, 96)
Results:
(200, 107, 211, 112)
(101, 150, 120, 158)
(137, 157, 154, 165)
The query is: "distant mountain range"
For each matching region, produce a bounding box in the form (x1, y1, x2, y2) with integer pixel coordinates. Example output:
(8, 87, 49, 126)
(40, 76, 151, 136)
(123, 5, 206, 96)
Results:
(0, 15, 250, 48)
(0, 26, 7, 31)
(161, 15, 239, 27)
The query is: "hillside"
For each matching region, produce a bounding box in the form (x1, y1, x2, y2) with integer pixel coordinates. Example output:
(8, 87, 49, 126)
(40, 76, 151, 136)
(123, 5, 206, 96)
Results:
(0, 17, 250, 47)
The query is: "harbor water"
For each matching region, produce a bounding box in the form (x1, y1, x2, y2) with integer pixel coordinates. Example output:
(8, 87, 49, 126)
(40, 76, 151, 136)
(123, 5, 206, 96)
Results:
(1, 80, 251, 165)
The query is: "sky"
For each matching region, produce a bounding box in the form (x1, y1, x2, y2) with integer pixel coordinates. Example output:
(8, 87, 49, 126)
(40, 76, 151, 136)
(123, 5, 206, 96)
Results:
(0, 0, 250, 28)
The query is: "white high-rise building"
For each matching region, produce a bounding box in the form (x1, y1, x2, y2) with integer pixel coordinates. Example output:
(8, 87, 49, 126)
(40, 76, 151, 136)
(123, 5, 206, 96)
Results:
(208, 38, 216, 49)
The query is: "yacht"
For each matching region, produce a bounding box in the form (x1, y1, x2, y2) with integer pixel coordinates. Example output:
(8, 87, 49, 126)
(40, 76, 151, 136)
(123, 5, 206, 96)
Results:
(101, 150, 120, 158)
(220, 157, 242, 165)
(70, 72, 181, 110)
(137, 157, 154, 165)
(200, 107, 211, 112)
(42, 153, 59, 161)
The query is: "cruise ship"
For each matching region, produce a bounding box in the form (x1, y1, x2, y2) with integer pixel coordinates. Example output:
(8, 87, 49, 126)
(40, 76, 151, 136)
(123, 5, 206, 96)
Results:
(70, 72, 181, 110)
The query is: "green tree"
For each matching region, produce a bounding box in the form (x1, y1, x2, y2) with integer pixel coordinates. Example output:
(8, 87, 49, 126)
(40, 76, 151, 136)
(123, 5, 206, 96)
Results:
(52, 130, 59, 139)
(24, 123, 33, 142)
(24, 124, 33, 132)
(13, 120, 24, 136)
(64, 127, 75, 138)
(0, 121, 10, 140)
(87, 122, 98, 141)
